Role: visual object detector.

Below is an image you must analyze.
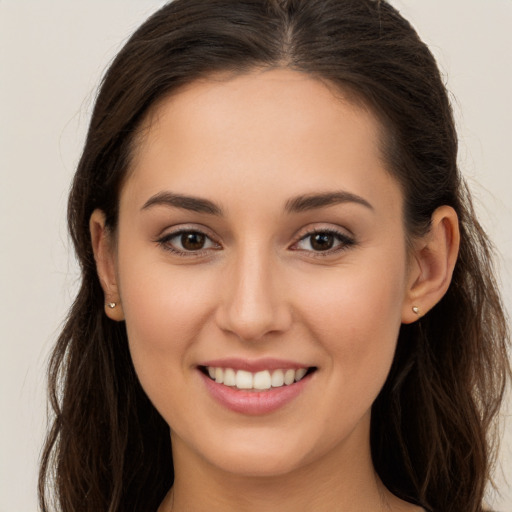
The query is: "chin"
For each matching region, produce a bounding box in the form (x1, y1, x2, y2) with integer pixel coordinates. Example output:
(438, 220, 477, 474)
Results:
(211, 449, 308, 479)
(189, 428, 323, 479)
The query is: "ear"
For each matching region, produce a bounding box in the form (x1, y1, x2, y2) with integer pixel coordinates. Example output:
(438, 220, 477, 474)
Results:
(402, 205, 460, 324)
(89, 209, 125, 321)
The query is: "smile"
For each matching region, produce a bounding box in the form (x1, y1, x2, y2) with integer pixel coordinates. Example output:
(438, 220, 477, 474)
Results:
(198, 361, 317, 415)
(202, 366, 312, 391)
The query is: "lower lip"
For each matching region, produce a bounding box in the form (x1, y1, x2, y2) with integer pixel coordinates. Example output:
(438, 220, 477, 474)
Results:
(200, 370, 312, 415)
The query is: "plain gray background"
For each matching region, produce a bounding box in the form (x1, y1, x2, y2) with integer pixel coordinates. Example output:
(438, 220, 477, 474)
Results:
(1, 1, 510, 510)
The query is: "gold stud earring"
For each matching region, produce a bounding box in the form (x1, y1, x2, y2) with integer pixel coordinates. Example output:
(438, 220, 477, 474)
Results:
(412, 306, 420, 315)
(106, 302, 117, 309)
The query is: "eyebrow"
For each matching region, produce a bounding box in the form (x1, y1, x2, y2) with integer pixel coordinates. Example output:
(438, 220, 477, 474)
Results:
(141, 192, 223, 215)
(141, 190, 373, 216)
(284, 191, 374, 213)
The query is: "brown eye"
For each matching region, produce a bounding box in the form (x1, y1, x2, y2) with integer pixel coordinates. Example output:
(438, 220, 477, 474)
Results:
(157, 229, 219, 255)
(181, 232, 206, 250)
(310, 233, 335, 251)
(294, 229, 355, 254)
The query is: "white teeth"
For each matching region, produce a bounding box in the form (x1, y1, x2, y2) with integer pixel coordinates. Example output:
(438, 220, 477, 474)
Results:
(284, 369, 295, 385)
(295, 368, 308, 381)
(223, 368, 236, 387)
(235, 370, 253, 389)
(253, 370, 272, 390)
(205, 366, 310, 390)
(271, 369, 285, 387)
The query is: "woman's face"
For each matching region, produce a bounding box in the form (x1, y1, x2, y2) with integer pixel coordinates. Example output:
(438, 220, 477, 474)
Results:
(106, 69, 416, 477)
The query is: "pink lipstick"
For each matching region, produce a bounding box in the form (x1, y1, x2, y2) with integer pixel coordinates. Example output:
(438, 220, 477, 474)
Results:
(198, 358, 316, 415)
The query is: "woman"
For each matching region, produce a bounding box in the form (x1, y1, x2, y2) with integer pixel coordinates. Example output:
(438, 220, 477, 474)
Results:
(39, 1, 510, 511)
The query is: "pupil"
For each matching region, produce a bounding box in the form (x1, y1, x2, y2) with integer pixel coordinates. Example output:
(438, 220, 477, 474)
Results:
(311, 233, 334, 251)
(181, 232, 205, 250)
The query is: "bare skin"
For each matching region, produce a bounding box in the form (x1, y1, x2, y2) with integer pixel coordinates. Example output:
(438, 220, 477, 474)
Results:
(91, 69, 458, 512)
(157, 415, 424, 512)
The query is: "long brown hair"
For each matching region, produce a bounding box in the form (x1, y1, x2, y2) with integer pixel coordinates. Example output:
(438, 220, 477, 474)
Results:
(39, 1, 510, 511)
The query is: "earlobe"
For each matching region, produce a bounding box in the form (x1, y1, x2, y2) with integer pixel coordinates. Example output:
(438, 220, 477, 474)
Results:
(89, 209, 125, 321)
(402, 206, 460, 324)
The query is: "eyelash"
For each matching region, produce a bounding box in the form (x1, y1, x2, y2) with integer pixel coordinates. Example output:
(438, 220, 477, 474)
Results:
(155, 229, 220, 258)
(155, 227, 356, 258)
(292, 228, 356, 257)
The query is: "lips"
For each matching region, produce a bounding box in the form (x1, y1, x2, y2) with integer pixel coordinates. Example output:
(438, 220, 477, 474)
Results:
(198, 358, 316, 415)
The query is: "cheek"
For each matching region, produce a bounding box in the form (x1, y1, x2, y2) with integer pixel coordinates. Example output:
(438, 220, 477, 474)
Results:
(295, 258, 406, 386)
(117, 251, 217, 387)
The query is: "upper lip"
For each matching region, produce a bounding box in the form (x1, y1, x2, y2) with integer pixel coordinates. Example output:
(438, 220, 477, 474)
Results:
(199, 357, 312, 373)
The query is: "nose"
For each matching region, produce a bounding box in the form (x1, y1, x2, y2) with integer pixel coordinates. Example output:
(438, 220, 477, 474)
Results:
(215, 245, 293, 342)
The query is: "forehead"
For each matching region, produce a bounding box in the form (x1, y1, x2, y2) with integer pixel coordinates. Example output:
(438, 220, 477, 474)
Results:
(123, 68, 401, 218)
(137, 68, 381, 155)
